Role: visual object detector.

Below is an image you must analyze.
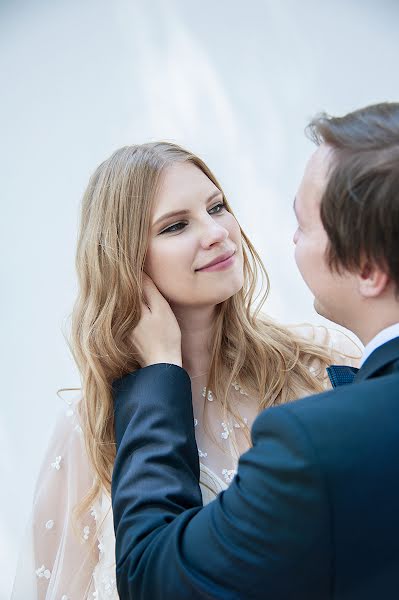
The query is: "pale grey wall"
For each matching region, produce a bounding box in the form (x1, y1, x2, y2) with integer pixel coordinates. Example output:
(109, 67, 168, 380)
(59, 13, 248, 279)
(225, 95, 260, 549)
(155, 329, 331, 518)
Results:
(2, 0, 398, 596)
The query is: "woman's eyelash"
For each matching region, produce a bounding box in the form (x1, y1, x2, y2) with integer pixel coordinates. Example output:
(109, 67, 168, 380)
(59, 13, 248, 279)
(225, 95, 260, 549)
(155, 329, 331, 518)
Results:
(161, 221, 187, 234)
(160, 202, 225, 234)
(209, 202, 225, 214)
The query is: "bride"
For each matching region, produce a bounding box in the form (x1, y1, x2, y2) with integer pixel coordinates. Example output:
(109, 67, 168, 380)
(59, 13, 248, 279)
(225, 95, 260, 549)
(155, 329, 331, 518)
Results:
(12, 142, 359, 599)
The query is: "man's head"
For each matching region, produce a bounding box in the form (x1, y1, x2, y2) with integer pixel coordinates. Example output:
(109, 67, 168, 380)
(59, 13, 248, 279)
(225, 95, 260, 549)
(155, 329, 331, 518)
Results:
(294, 102, 399, 344)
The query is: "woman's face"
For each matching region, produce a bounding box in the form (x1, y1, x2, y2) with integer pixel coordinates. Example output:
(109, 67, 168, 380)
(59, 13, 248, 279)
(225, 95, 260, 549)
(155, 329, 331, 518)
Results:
(145, 162, 244, 307)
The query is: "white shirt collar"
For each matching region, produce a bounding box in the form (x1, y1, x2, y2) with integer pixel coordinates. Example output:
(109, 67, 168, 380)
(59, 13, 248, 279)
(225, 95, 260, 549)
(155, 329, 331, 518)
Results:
(360, 323, 399, 367)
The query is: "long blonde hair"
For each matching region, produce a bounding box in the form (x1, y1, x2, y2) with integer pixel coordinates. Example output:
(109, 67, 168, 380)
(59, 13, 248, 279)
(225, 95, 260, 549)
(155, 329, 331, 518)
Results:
(71, 142, 334, 514)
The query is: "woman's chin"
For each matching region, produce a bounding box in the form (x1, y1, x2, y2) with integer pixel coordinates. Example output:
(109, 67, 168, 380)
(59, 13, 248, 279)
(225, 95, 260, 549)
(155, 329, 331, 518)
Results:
(197, 282, 244, 306)
(169, 289, 242, 310)
(163, 274, 244, 309)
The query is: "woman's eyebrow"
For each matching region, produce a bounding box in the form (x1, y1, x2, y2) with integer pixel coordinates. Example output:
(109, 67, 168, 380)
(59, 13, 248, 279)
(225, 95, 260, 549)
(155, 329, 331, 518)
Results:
(153, 208, 190, 227)
(153, 190, 223, 227)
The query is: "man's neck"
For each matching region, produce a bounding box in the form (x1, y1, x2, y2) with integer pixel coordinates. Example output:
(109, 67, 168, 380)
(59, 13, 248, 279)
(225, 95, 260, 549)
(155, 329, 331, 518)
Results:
(357, 313, 399, 346)
(348, 295, 399, 346)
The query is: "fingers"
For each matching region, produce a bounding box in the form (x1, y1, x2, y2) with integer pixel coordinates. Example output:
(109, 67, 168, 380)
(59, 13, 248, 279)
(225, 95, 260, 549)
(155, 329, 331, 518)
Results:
(141, 273, 165, 310)
(132, 273, 182, 367)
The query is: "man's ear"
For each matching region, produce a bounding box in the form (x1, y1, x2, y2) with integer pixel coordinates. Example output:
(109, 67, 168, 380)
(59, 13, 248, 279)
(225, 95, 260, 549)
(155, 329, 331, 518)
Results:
(357, 262, 390, 298)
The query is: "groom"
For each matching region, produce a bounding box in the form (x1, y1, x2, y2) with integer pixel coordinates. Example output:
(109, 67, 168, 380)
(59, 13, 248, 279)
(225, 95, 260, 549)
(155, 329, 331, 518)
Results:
(111, 103, 399, 599)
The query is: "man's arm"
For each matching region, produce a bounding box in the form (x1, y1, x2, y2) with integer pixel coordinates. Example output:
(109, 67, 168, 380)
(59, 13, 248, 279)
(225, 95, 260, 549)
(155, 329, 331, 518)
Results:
(112, 364, 332, 600)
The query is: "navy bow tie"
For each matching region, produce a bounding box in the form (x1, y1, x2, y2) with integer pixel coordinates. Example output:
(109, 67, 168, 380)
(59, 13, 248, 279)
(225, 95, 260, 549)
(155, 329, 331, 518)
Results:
(326, 365, 359, 388)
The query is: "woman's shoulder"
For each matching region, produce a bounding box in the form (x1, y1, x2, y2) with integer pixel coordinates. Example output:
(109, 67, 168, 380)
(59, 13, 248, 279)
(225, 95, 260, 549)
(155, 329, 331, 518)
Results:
(34, 391, 91, 495)
(41, 392, 85, 456)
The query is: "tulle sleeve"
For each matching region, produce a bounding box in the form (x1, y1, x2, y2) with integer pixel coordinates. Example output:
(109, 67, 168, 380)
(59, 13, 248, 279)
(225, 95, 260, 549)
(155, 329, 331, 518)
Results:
(325, 327, 363, 368)
(289, 323, 362, 390)
(308, 324, 362, 369)
(11, 397, 99, 599)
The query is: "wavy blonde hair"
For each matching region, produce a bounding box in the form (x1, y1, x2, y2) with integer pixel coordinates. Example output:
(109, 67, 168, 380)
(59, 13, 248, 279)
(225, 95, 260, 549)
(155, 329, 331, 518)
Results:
(71, 142, 336, 515)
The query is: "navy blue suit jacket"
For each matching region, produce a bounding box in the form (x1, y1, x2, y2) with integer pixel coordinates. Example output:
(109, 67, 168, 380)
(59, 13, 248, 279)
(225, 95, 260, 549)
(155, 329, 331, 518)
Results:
(111, 337, 399, 599)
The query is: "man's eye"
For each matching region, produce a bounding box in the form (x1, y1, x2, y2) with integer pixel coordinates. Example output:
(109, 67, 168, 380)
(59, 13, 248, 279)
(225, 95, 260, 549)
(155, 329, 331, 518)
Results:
(160, 221, 187, 234)
(208, 202, 225, 214)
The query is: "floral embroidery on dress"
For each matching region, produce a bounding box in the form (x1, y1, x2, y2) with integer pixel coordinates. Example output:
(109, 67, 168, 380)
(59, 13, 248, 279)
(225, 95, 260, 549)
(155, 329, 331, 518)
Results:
(222, 468, 237, 484)
(101, 574, 117, 596)
(90, 506, 98, 521)
(201, 387, 214, 401)
(35, 564, 51, 579)
(221, 422, 231, 440)
(233, 416, 248, 429)
(45, 519, 54, 530)
(221, 417, 248, 438)
(51, 455, 62, 470)
(195, 381, 252, 476)
(82, 525, 90, 541)
(232, 382, 248, 396)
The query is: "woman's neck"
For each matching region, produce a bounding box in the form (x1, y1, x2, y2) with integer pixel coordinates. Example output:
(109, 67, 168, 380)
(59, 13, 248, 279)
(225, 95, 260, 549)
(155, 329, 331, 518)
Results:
(171, 304, 217, 378)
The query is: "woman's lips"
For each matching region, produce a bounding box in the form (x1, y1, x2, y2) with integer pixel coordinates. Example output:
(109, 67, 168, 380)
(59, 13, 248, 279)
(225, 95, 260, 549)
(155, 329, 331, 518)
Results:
(196, 252, 236, 272)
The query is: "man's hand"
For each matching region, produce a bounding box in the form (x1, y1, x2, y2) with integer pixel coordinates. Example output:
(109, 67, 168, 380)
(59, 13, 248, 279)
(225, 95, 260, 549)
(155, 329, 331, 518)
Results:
(131, 274, 182, 368)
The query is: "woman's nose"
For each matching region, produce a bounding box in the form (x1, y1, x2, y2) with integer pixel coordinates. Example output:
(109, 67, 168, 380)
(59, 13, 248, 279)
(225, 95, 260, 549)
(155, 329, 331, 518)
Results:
(199, 218, 228, 248)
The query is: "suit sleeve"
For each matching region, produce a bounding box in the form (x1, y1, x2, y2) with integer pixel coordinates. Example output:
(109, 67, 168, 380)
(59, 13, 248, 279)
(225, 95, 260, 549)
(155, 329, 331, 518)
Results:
(111, 364, 331, 600)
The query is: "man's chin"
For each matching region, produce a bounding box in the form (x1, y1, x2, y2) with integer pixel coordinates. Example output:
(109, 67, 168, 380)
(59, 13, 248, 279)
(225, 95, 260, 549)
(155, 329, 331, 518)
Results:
(313, 298, 327, 319)
(313, 298, 341, 326)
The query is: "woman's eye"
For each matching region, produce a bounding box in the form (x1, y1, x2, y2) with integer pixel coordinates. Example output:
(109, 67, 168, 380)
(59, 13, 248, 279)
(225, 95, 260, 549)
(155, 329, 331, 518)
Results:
(208, 202, 225, 214)
(160, 221, 187, 234)
(159, 203, 225, 234)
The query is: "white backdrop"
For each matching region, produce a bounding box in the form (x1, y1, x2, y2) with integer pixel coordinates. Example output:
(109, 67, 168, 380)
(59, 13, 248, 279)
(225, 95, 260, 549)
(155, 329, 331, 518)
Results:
(1, 0, 398, 597)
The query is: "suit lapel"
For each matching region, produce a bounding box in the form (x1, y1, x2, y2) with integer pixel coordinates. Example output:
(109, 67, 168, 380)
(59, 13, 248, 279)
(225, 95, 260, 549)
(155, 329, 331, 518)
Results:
(355, 336, 399, 382)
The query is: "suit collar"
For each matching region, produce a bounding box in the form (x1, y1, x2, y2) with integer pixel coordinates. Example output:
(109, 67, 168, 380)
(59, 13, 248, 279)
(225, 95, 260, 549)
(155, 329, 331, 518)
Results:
(360, 322, 399, 367)
(355, 336, 399, 382)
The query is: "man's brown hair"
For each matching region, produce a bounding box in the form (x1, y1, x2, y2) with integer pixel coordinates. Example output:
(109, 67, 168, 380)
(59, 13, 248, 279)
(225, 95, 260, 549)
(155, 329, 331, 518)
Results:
(306, 102, 399, 292)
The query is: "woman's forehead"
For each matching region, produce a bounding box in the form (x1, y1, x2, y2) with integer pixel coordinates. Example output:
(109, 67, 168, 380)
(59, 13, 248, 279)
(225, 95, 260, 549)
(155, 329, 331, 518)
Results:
(154, 162, 219, 213)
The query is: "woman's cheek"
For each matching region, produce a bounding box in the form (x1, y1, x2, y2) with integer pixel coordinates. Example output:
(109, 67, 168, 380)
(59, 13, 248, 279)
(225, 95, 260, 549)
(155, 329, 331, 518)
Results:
(144, 247, 165, 285)
(227, 214, 241, 237)
(146, 245, 182, 292)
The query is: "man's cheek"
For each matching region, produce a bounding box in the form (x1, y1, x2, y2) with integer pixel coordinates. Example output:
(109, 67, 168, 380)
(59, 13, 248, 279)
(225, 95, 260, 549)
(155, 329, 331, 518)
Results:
(294, 245, 304, 271)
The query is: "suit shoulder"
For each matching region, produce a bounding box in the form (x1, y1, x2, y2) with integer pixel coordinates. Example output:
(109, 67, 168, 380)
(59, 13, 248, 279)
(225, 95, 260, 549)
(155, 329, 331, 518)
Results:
(254, 372, 399, 445)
